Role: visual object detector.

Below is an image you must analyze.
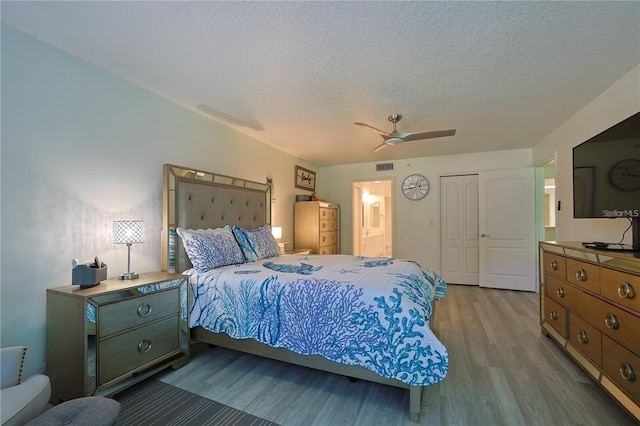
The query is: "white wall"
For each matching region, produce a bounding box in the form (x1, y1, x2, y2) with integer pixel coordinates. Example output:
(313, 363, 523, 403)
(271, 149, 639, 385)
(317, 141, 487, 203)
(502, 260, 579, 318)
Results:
(318, 149, 532, 271)
(532, 65, 640, 244)
(0, 24, 315, 377)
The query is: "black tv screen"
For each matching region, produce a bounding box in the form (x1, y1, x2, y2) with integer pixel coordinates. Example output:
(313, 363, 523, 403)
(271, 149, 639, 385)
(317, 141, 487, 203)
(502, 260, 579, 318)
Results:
(573, 111, 640, 220)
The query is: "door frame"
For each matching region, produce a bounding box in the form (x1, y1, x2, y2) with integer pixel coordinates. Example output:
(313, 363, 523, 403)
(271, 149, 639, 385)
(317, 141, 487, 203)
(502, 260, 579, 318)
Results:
(352, 178, 395, 257)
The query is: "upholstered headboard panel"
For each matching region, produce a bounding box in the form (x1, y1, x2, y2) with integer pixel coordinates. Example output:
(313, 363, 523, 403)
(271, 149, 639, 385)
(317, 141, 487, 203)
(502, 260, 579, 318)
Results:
(162, 164, 271, 273)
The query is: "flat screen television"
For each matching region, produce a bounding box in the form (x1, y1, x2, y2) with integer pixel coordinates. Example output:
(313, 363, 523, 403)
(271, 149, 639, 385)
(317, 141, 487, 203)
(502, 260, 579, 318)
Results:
(572, 111, 640, 251)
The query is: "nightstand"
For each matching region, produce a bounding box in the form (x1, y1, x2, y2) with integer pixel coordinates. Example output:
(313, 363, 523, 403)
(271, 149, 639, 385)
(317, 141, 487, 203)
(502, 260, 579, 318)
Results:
(46, 272, 189, 402)
(285, 248, 312, 255)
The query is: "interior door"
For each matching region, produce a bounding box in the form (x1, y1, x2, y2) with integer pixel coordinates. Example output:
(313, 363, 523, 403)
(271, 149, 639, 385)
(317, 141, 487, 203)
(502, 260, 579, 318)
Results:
(440, 175, 479, 285)
(479, 168, 537, 291)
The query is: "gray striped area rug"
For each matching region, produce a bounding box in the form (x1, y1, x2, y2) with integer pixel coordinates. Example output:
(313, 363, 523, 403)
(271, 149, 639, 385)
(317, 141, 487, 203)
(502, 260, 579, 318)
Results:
(115, 379, 279, 426)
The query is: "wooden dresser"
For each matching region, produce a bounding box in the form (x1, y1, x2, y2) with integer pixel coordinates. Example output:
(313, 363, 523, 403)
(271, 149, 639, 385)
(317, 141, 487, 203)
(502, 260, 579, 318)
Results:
(46, 272, 189, 402)
(539, 242, 640, 421)
(294, 201, 340, 255)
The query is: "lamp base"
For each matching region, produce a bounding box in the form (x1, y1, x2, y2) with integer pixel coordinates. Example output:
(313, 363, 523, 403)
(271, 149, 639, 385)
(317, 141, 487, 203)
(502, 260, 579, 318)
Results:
(119, 272, 139, 280)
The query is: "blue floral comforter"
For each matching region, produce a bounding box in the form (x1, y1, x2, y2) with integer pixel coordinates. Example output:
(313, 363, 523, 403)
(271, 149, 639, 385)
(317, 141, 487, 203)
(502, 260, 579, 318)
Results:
(185, 254, 448, 386)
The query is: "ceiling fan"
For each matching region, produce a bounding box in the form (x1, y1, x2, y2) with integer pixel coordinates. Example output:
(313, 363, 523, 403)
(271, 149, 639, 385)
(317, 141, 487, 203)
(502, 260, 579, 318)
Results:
(355, 114, 456, 153)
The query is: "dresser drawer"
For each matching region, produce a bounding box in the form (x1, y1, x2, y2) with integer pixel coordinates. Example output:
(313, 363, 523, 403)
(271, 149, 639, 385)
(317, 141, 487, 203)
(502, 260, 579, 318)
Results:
(543, 252, 566, 280)
(566, 259, 601, 294)
(591, 300, 640, 355)
(601, 268, 640, 315)
(544, 296, 567, 337)
(568, 312, 602, 367)
(320, 220, 338, 232)
(319, 231, 338, 247)
(98, 315, 180, 385)
(320, 207, 337, 221)
(603, 335, 640, 403)
(98, 289, 179, 337)
(546, 275, 583, 311)
(319, 245, 338, 255)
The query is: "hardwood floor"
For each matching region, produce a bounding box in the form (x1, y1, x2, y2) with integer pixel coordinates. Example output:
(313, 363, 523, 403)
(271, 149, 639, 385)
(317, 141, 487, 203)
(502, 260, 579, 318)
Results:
(157, 284, 636, 425)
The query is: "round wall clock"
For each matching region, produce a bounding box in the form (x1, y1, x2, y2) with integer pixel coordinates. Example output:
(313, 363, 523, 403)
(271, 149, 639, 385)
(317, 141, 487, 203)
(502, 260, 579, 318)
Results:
(609, 159, 640, 191)
(402, 174, 430, 200)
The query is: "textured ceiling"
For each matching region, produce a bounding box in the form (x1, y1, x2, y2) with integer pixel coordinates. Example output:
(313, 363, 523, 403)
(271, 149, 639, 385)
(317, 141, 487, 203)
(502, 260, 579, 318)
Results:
(2, 1, 639, 166)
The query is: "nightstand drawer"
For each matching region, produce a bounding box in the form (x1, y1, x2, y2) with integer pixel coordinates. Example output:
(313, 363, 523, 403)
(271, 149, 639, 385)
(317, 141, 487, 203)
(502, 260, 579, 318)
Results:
(99, 315, 180, 385)
(99, 288, 179, 337)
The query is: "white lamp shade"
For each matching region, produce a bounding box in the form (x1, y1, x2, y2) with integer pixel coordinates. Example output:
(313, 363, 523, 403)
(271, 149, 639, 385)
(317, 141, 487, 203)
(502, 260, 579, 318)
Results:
(271, 226, 282, 240)
(113, 220, 145, 244)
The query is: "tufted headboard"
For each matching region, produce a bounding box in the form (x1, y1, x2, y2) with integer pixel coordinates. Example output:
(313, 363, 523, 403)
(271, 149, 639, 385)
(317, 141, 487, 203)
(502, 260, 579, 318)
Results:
(162, 164, 271, 273)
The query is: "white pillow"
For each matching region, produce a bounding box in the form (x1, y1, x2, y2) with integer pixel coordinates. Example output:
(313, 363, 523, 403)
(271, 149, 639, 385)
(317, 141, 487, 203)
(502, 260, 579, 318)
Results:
(176, 226, 244, 271)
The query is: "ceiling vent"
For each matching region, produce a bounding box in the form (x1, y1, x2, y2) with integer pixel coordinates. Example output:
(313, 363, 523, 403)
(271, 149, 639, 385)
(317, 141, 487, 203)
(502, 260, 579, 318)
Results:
(376, 163, 394, 171)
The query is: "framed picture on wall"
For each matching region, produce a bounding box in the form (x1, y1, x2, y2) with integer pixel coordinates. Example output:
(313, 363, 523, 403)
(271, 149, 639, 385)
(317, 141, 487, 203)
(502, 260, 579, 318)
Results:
(295, 165, 316, 191)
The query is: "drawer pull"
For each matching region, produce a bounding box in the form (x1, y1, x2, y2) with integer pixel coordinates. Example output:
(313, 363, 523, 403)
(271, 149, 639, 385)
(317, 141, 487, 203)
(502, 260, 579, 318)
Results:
(575, 268, 587, 281)
(577, 330, 588, 344)
(604, 313, 619, 330)
(550, 260, 558, 270)
(549, 310, 558, 321)
(617, 282, 634, 299)
(556, 287, 565, 298)
(137, 303, 152, 317)
(137, 339, 152, 353)
(619, 363, 636, 382)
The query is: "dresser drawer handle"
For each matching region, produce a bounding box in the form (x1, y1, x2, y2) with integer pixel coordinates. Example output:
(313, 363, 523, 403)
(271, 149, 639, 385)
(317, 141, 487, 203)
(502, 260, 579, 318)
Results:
(577, 330, 588, 344)
(618, 282, 634, 299)
(137, 303, 152, 317)
(549, 310, 558, 321)
(619, 363, 636, 381)
(575, 268, 587, 281)
(550, 260, 558, 271)
(137, 339, 152, 353)
(556, 287, 565, 298)
(604, 313, 619, 329)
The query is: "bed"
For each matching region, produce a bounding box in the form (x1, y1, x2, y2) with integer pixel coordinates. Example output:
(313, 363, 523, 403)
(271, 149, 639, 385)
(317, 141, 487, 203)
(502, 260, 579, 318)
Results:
(161, 164, 448, 422)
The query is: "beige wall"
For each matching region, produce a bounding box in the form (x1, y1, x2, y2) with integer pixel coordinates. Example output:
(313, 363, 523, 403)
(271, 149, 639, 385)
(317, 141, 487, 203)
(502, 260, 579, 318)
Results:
(318, 149, 532, 271)
(1, 24, 315, 376)
(532, 65, 640, 244)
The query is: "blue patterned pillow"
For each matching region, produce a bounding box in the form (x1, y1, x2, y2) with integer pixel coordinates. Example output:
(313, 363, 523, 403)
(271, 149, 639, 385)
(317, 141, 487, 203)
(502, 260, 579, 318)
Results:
(232, 225, 281, 262)
(176, 226, 245, 271)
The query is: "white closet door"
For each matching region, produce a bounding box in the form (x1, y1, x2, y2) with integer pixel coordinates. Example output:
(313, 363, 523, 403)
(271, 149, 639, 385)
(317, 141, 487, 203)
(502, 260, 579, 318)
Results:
(479, 168, 537, 291)
(440, 175, 479, 285)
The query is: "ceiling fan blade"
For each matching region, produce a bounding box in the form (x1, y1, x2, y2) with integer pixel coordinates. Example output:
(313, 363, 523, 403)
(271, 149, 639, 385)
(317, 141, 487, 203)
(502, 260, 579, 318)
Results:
(370, 142, 389, 153)
(399, 129, 456, 142)
(354, 122, 390, 138)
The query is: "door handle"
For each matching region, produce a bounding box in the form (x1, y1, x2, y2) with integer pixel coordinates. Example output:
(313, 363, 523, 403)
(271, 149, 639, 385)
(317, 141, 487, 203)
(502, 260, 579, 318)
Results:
(480, 233, 490, 237)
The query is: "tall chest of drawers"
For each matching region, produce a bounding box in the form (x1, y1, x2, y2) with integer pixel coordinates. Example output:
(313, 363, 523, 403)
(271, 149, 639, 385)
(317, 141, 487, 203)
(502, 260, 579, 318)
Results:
(294, 201, 340, 255)
(540, 242, 640, 421)
(46, 272, 189, 402)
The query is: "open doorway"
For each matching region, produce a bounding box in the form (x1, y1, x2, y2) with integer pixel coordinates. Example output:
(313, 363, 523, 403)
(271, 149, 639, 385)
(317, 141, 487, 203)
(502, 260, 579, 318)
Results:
(352, 180, 393, 257)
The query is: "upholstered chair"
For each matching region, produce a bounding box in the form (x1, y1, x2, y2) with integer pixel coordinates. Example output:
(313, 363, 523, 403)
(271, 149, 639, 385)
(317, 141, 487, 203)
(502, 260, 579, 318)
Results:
(0, 346, 51, 425)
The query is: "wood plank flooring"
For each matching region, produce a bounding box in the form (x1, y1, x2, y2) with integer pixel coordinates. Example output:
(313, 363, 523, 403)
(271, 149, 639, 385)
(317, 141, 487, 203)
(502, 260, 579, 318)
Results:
(157, 285, 636, 425)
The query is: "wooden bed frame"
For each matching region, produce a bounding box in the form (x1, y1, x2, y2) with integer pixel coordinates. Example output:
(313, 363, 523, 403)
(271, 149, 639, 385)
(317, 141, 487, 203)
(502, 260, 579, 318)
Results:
(161, 164, 428, 422)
